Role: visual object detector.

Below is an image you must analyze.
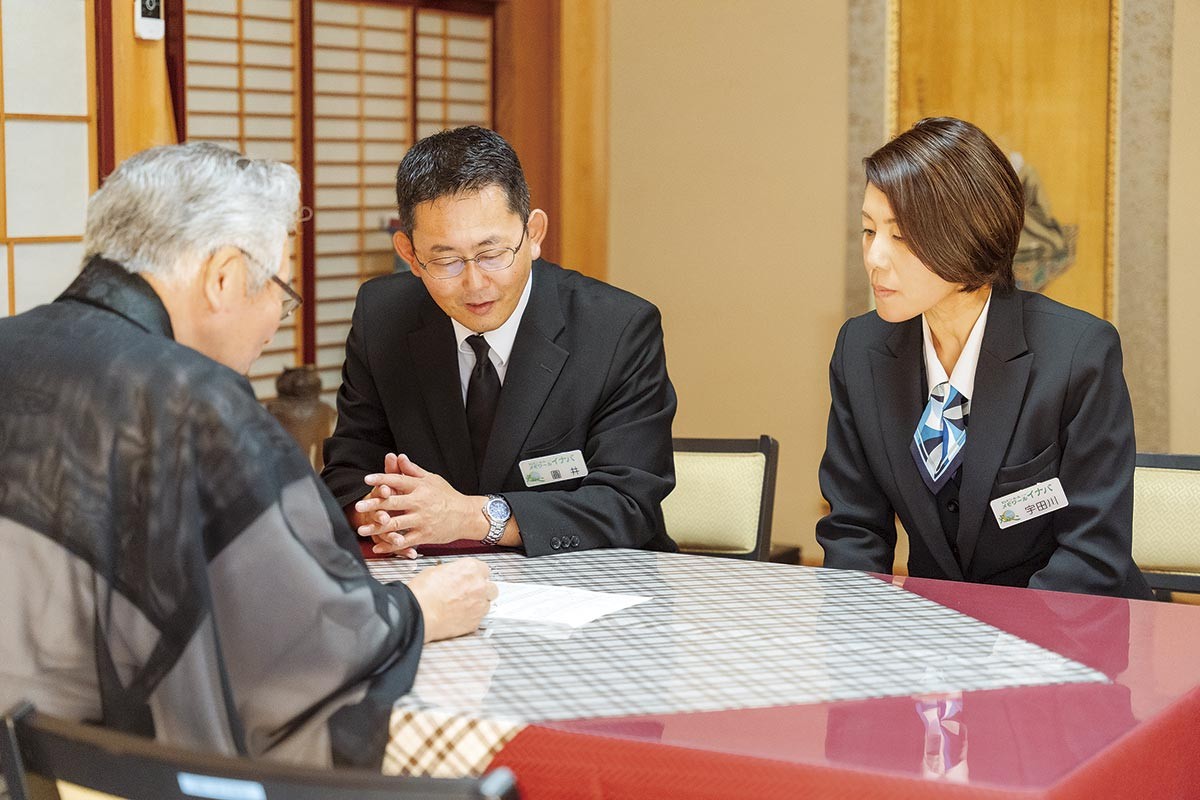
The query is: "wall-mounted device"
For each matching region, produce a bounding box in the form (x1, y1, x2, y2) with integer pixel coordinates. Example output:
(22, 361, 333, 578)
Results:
(134, 0, 164, 41)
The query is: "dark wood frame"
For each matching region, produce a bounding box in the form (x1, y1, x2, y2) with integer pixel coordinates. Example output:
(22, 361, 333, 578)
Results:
(1135, 452, 1200, 599)
(671, 435, 795, 563)
(1, 702, 518, 800)
(93, 0, 116, 182)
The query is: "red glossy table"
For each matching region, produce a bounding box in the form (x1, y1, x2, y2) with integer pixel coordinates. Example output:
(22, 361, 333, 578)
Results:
(370, 552, 1200, 799)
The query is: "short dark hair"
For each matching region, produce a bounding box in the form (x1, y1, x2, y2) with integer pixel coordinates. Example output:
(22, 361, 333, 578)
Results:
(394, 126, 530, 236)
(864, 117, 1023, 291)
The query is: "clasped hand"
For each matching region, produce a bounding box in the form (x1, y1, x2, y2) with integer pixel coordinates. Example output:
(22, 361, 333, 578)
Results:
(353, 452, 482, 555)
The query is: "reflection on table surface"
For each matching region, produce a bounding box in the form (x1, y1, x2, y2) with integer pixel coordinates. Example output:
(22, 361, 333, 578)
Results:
(367, 550, 1200, 795)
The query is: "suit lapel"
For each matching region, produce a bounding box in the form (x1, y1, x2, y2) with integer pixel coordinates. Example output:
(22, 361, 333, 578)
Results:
(956, 288, 1032, 573)
(479, 263, 568, 489)
(407, 297, 478, 493)
(870, 318, 964, 580)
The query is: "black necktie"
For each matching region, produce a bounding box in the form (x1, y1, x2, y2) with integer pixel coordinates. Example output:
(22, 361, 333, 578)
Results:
(465, 334, 501, 470)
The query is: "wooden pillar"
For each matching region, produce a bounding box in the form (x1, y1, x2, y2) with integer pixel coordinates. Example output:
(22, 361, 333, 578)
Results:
(108, 0, 178, 166)
(493, 0, 562, 266)
(558, 0, 608, 281)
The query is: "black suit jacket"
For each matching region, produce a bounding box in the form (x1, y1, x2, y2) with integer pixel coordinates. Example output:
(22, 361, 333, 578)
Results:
(817, 288, 1151, 599)
(322, 260, 678, 556)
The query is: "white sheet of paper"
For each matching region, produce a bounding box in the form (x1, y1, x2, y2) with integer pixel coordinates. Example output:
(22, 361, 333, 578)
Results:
(487, 581, 649, 628)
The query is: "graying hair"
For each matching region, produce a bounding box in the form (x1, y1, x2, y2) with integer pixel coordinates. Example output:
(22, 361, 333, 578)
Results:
(83, 142, 301, 290)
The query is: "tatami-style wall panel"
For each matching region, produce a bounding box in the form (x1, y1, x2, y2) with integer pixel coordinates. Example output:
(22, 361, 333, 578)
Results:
(0, 0, 96, 318)
(179, 1, 494, 401)
(184, 0, 304, 399)
(415, 10, 491, 139)
(311, 0, 412, 403)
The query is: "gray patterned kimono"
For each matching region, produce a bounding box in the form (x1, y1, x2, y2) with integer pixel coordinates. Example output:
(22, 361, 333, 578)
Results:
(0, 258, 423, 768)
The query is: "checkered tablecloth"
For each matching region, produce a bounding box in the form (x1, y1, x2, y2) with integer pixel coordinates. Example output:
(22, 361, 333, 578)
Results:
(369, 550, 1107, 777)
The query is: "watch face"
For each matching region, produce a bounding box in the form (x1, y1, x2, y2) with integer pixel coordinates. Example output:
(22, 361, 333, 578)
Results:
(486, 497, 511, 522)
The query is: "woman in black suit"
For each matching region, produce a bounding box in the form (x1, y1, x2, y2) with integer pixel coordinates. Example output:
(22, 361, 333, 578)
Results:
(817, 117, 1150, 599)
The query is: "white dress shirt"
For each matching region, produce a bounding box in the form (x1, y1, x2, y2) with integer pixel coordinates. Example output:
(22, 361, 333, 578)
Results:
(449, 270, 534, 405)
(921, 292, 992, 401)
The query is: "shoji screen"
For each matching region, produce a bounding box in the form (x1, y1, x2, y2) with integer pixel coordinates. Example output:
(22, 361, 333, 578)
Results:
(179, 1, 495, 403)
(0, 0, 96, 318)
(414, 9, 491, 139)
(183, 0, 303, 400)
(310, 1, 411, 405)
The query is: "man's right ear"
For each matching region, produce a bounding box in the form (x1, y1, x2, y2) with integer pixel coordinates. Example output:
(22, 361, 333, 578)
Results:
(393, 231, 417, 269)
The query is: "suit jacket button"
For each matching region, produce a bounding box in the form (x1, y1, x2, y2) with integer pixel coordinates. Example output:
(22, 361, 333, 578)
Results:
(571, 535, 580, 546)
(947, 499, 959, 513)
(551, 537, 561, 550)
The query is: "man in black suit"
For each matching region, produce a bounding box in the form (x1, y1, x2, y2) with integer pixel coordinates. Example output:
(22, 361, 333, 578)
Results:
(322, 126, 677, 557)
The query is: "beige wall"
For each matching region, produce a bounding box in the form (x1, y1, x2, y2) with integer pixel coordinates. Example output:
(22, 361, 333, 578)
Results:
(607, 2, 849, 556)
(1169, 0, 1200, 454)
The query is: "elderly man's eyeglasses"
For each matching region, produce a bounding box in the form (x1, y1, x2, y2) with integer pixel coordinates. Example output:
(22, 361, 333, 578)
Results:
(270, 274, 303, 321)
(237, 247, 302, 320)
(412, 226, 527, 280)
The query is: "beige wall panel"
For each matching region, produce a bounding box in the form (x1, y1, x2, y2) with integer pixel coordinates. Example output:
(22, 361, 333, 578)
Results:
(188, 115, 239, 138)
(363, 75, 407, 95)
(1, 246, 10, 316)
(314, 24, 358, 48)
(362, 6, 408, 28)
(243, 42, 292, 67)
(187, 0, 237, 14)
(608, 0, 849, 555)
(243, 18, 293, 42)
(315, 164, 359, 184)
(316, 48, 357, 70)
(315, 254, 359, 275)
(315, 185, 358, 207)
(363, 29, 406, 51)
(316, 94, 359, 116)
(318, 299, 356, 320)
(1170, 0, 1200, 453)
(316, 233, 359, 254)
(897, 0, 1113, 319)
(187, 13, 238, 39)
(363, 142, 407, 162)
(362, 118, 408, 140)
(316, 209, 357, 231)
(4, 121, 89, 238)
(317, 322, 352, 346)
(243, 116, 293, 139)
(189, 64, 240, 88)
(244, 140, 296, 163)
(244, 91, 294, 115)
(243, 0, 292, 19)
(316, 141, 358, 162)
(187, 38, 238, 63)
(12, 242, 85, 314)
(244, 67, 294, 92)
(1, 0, 88, 116)
(363, 52, 406, 74)
(317, 276, 361, 296)
(446, 60, 487, 81)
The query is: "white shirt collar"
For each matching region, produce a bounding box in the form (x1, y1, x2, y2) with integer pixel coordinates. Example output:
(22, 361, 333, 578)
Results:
(921, 292, 991, 400)
(450, 268, 533, 369)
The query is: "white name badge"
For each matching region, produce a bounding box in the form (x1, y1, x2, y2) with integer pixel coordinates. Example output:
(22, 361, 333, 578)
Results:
(990, 477, 1069, 529)
(519, 449, 589, 487)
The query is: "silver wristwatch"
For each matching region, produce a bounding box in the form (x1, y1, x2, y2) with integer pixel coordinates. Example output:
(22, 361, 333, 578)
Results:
(481, 494, 511, 546)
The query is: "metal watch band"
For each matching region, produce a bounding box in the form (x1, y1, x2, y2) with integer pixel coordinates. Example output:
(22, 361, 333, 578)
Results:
(481, 494, 507, 546)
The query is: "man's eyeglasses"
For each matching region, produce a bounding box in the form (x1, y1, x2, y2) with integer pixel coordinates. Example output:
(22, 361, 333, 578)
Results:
(237, 247, 302, 321)
(412, 226, 527, 280)
(270, 274, 303, 321)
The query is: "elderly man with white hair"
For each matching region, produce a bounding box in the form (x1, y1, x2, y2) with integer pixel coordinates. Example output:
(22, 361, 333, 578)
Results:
(0, 142, 495, 768)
